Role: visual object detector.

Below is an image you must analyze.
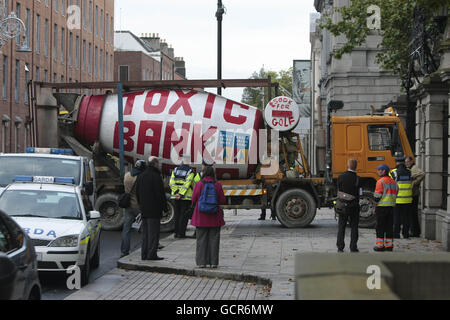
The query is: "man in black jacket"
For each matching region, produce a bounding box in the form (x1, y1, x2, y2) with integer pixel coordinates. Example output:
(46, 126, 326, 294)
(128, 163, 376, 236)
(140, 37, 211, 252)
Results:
(136, 156, 168, 260)
(336, 158, 360, 253)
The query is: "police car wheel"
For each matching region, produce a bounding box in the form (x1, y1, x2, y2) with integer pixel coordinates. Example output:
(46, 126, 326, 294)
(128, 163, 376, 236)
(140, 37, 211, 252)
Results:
(81, 246, 91, 286)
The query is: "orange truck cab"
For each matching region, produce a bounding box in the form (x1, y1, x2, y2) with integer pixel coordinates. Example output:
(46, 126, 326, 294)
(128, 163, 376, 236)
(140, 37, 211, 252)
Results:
(331, 109, 414, 192)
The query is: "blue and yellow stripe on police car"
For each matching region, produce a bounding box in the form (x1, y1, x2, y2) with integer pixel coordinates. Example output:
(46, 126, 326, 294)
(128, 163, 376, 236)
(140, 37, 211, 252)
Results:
(80, 235, 90, 245)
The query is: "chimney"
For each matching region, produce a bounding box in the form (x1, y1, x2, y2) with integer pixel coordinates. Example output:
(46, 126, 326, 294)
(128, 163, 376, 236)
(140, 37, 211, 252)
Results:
(168, 44, 174, 59)
(175, 57, 186, 78)
(143, 33, 160, 51)
(160, 39, 169, 55)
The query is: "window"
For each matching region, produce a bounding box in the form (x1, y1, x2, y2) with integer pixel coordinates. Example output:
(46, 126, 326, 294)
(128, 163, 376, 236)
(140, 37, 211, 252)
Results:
(100, 9, 103, 40)
(36, 14, 41, 54)
(119, 65, 129, 82)
(14, 60, 19, 103)
(45, 0, 49, 7)
(368, 124, 403, 156)
(0, 219, 12, 253)
(25, 63, 29, 104)
(44, 19, 49, 57)
(53, 24, 58, 61)
(61, 27, 65, 64)
(61, 0, 65, 15)
(35, 66, 40, 81)
(105, 53, 108, 80)
(88, 43, 92, 74)
(110, 54, 113, 80)
(15, 3, 20, 45)
(26, 8, 30, 48)
(75, 35, 79, 69)
(100, 49, 103, 79)
(68, 32, 73, 67)
(94, 46, 97, 78)
(53, 73, 57, 83)
(89, 1, 92, 32)
(54, 0, 58, 12)
(110, 17, 113, 44)
(44, 69, 48, 82)
(82, 40, 86, 71)
(106, 13, 109, 43)
(0, 216, 24, 253)
(2, 55, 7, 100)
(95, 5, 98, 36)
(83, 0, 86, 29)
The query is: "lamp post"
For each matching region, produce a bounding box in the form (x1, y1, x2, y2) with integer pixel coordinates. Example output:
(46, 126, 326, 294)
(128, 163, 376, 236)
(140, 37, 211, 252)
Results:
(216, 0, 225, 96)
(0, 1, 30, 53)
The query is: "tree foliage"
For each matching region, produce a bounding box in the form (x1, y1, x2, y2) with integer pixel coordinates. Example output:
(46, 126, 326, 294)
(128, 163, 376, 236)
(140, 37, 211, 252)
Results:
(241, 67, 293, 109)
(320, 0, 450, 89)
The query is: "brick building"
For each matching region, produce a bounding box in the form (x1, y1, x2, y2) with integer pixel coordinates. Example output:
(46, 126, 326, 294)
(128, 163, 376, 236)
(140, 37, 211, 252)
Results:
(0, 0, 114, 153)
(114, 31, 186, 83)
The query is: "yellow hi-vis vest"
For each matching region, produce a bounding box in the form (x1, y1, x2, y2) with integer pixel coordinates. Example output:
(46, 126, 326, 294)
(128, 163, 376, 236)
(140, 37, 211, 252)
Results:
(169, 166, 195, 200)
(390, 168, 413, 204)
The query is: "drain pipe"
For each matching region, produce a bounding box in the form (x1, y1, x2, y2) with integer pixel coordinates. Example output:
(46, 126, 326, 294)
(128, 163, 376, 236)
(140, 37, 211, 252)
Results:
(419, 99, 426, 212)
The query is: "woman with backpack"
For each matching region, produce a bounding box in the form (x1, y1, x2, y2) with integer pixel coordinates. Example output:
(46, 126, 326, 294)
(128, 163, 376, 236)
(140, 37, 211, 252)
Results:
(190, 166, 226, 268)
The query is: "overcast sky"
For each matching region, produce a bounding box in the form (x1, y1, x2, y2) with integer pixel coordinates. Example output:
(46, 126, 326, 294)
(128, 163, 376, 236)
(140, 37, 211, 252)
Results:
(115, 0, 317, 102)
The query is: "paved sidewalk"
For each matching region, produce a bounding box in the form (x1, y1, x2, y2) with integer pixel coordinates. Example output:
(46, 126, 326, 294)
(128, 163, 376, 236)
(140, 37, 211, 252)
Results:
(66, 208, 444, 300)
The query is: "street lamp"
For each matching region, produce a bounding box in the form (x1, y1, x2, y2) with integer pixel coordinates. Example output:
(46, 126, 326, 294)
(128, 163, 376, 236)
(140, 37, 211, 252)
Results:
(216, 0, 225, 95)
(0, 1, 30, 53)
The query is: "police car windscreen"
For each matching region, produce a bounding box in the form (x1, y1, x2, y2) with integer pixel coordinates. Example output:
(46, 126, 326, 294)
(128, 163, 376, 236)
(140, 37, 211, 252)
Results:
(0, 190, 82, 220)
(0, 157, 81, 187)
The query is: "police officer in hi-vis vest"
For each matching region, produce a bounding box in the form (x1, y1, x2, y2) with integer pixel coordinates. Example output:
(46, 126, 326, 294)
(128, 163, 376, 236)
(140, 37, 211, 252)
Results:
(389, 154, 413, 239)
(170, 154, 196, 238)
(373, 164, 398, 251)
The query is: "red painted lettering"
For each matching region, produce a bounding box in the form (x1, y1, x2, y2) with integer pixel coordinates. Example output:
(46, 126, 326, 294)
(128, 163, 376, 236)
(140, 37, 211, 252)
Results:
(224, 100, 249, 125)
(123, 92, 144, 115)
(113, 121, 136, 152)
(168, 90, 196, 116)
(144, 90, 169, 114)
(137, 120, 163, 156)
(203, 94, 216, 119)
(190, 124, 217, 163)
(163, 122, 191, 159)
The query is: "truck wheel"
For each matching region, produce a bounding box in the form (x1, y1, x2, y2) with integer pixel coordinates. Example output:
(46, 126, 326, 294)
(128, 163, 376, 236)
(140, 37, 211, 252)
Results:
(359, 190, 377, 228)
(160, 200, 175, 233)
(95, 193, 124, 231)
(275, 189, 316, 228)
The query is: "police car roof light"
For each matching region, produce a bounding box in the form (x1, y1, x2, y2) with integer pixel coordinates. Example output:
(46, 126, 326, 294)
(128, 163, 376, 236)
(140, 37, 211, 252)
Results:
(14, 175, 33, 182)
(26, 147, 74, 155)
(54, 177, 75, 184)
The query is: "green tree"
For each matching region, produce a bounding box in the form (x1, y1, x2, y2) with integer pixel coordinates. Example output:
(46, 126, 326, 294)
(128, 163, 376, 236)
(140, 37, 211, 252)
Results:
(320, 0, 450, 90)
(241, 67, 293, 109)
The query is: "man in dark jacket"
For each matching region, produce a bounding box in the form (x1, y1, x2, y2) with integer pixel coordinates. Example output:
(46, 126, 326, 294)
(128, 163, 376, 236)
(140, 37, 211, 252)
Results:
(336, 158, 360, 253)
(136, 156, 168, 260)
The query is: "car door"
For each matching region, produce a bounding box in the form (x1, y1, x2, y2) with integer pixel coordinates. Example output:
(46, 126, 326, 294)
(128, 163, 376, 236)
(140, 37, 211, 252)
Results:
(0, 214, 29, 299)
(81, 191, 99, 256)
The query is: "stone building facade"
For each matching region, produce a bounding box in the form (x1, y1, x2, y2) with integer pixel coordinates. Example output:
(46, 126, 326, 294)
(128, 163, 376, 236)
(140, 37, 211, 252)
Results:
(0, 0, 114, 153)
(312, 0, 404, 174)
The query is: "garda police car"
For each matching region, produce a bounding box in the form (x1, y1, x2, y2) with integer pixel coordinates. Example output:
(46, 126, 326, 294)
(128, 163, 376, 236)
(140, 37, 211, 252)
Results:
(0, 175, 101, 286)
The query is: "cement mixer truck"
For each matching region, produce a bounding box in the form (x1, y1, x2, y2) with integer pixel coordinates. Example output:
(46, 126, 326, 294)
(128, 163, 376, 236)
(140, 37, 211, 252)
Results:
(24, 79, 413, 231)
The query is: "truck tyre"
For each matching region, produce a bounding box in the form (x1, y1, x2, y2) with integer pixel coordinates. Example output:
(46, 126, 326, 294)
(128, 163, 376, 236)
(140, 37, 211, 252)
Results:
(90, 237, 100, 269)
(95, 193, 124, 231)
(160, 199, 175, 233)
(275, 189, 316, 228)
(359, 190, 377, 228)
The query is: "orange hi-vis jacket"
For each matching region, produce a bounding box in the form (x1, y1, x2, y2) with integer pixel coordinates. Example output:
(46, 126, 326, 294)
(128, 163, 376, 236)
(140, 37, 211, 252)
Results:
(374, 175, 398, 207)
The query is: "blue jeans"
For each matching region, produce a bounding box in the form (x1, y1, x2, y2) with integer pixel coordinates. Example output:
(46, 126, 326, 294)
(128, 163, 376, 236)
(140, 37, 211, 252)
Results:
(121, 207, 139, 255)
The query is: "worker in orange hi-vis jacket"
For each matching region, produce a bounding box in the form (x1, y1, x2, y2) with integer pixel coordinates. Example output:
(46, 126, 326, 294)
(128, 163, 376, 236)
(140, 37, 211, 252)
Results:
(373, 164, 398, 252)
